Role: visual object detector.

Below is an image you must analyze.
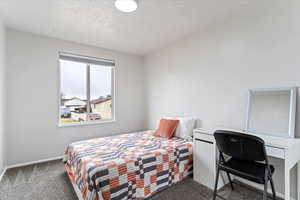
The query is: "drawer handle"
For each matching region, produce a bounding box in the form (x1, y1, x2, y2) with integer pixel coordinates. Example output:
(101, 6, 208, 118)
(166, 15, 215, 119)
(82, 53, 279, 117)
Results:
(195, 138, 213, 144)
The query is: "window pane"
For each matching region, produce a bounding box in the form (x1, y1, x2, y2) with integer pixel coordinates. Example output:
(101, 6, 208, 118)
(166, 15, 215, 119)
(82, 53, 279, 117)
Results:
(60, 60, 87, 123)
(89, 65, 113, 121)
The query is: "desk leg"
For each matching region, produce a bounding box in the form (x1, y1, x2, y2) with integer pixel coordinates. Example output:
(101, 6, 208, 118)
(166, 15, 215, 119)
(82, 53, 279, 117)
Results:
(298, 162, 300, 200)
(285, 161, 290, 200)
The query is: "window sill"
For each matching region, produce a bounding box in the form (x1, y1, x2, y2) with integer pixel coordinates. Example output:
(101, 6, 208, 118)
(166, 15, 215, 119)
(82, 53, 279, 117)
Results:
(58, 119, 116, 128)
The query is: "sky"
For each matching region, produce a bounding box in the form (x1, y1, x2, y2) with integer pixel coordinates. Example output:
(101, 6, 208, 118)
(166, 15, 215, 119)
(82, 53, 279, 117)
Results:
(60, 60, 112, 100)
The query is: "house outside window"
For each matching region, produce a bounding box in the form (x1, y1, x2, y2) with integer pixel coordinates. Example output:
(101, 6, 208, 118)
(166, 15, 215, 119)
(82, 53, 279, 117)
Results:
(59, 52, 115, 126)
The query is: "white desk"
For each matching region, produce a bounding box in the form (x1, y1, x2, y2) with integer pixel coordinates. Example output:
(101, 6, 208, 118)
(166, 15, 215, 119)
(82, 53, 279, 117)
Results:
(193, 128, 300, 200)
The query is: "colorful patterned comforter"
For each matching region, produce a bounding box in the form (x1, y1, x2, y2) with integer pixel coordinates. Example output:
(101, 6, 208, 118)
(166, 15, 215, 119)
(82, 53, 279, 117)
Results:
(64, 131, 193, 200)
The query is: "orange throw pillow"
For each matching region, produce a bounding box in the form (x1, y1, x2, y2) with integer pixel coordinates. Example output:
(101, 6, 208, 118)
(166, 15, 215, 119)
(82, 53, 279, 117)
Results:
(153, 119, 179, 139)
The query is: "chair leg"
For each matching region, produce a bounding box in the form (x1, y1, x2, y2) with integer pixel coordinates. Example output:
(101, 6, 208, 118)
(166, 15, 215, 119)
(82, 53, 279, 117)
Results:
(263, 179, 268, 200)
(263, 181, 268, 200)
(213, 166, 220, 200)
(270, 178, 276, 200)
(226, 172, 234, 190)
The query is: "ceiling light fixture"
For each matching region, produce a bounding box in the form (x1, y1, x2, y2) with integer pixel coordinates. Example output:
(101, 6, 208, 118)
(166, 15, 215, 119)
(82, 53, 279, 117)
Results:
(115, 0, 138, 13)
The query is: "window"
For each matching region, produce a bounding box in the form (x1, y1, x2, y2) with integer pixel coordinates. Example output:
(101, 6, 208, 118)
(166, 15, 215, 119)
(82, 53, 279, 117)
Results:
(59, 53, 115, 126)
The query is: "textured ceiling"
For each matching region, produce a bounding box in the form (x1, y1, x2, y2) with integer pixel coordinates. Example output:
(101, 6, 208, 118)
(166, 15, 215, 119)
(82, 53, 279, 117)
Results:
(0, 0, 256, 55)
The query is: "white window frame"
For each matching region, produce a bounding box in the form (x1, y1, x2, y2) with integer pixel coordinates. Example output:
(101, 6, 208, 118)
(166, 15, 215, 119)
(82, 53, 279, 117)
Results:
(58, 52, 116, 127)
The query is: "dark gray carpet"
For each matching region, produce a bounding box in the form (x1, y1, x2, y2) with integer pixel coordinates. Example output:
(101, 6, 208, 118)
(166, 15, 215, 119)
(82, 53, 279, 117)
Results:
(0, 160, 277, 200)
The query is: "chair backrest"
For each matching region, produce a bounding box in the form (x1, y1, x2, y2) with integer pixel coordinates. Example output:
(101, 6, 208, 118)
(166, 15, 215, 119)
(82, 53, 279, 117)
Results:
(214, 130, 267, 162)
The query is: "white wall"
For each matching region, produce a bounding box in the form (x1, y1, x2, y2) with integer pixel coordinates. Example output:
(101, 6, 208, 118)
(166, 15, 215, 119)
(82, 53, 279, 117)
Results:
(144, 0, 300, 197)
(0, 19, 6, 175)
(6, 29, 145, 165)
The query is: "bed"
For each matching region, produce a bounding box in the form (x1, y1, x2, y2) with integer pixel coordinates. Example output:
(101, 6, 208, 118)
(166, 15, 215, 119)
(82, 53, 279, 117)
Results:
(64, 130, 193, 200)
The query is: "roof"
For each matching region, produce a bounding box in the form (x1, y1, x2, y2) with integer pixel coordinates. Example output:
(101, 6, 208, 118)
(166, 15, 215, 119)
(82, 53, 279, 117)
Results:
(90, 97, 112, 105)
(62, 97, 87, 106)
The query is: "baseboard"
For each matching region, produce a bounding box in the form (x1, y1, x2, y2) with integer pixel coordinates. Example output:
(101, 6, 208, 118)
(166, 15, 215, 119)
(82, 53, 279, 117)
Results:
(6, 156, 64, 169)
(235, 177, 295, 200)
(0, 156, 63, 183)
(0, 167, 7, 182)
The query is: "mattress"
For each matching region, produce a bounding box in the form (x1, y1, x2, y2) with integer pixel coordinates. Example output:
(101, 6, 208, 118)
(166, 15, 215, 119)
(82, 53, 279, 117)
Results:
(64, 130, 193, 200)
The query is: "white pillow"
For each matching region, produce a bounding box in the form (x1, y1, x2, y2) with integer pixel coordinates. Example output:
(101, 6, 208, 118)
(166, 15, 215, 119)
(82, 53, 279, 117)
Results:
(163, 117, 196, 139)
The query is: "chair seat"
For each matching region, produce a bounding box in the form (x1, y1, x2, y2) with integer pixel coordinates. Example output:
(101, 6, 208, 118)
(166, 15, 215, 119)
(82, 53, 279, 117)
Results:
(219, 158, 275, 184)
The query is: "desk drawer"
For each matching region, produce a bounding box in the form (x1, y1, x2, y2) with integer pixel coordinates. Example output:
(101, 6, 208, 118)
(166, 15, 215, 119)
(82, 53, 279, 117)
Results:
(194, 132, 214, 143)
(266, 146, 284, 159)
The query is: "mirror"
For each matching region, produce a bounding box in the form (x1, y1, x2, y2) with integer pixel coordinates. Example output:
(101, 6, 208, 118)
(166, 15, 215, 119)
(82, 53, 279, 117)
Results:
(246, 87, 297, 138)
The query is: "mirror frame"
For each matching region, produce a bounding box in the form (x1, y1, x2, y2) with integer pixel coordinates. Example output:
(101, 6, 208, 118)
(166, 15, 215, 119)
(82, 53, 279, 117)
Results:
(246, 87, 297, 138)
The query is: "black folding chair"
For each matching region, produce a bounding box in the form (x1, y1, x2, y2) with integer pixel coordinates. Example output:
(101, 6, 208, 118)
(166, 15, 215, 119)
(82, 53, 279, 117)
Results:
(213, 130, 276, 200)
